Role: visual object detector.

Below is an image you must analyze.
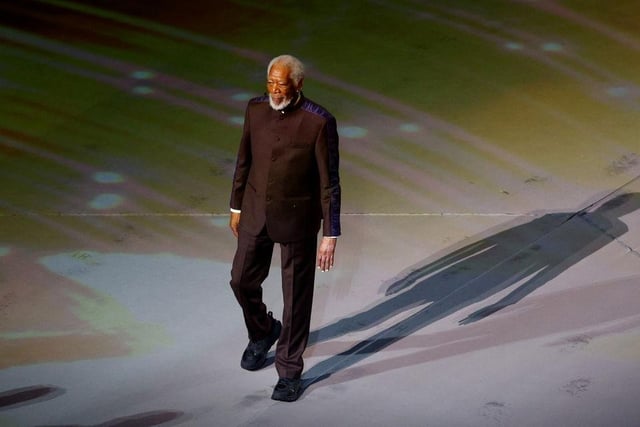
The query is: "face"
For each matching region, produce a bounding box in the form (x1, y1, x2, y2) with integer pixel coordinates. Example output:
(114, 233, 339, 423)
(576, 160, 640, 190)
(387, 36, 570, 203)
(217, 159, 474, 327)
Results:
(267, 62, 301, 110)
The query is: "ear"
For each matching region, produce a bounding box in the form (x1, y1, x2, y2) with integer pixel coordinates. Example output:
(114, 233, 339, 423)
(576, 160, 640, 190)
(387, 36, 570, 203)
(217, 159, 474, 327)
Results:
(296, 77, 304, 91)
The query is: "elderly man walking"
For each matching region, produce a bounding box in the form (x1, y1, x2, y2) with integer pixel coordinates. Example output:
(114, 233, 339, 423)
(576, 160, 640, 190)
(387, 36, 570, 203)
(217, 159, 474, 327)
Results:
(228, 54, 341, 402)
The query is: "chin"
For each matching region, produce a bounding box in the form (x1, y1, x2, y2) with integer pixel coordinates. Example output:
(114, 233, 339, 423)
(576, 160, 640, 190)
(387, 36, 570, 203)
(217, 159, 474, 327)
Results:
(269, 96, 292, 111)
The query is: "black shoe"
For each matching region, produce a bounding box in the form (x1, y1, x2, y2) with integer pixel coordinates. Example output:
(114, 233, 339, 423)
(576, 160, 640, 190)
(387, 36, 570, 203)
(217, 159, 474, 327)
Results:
(240, 313, 282, 371)
(271, 378, 302, 402)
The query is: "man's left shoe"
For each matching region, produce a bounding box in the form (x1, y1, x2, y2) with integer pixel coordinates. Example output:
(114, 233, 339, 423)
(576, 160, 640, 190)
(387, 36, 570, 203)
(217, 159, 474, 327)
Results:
(271, 378, 302, 402)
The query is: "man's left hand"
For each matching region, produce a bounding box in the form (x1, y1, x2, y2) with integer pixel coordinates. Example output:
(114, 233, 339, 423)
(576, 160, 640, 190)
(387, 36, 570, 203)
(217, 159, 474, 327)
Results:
(317, 237, 337, 272)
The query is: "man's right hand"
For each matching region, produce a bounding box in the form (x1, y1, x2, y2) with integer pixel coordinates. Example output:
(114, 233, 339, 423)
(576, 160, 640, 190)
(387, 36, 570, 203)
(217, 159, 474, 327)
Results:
(229, 211, 241, 238)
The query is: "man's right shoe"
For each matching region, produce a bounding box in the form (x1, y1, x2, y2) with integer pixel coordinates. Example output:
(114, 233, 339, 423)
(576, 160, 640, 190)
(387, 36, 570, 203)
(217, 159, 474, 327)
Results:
(241, 313, 282, 371)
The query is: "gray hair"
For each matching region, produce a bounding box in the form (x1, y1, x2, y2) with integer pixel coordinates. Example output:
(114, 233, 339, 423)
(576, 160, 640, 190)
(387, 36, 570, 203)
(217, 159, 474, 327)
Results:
(268, 54, 305, 86)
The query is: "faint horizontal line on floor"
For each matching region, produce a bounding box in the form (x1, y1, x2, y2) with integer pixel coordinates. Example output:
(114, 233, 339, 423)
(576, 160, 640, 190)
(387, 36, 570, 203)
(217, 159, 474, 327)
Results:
(0, 212, 539, 218)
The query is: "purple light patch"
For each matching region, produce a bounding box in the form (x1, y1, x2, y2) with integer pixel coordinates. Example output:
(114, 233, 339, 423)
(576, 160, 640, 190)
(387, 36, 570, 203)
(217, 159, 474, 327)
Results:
(542, 42, 563, 52)
(131, 70, 155, 79)
(133, 86, 154, 95)
(211, 216, 228, 228)
(505, 42, 523, 51)
(232, 92, 253, 101)
(93, 172, 124, 184)
(89, 193, 124, 210)
(399, 123, 420, 133)
(228, 116, 244, 125)
(339, 126, 367, 139)
(607, 86, 629, 97)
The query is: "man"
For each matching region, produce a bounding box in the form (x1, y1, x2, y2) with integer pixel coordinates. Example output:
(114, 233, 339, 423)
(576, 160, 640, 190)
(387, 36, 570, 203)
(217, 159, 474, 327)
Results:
(229, 54, 341, 402)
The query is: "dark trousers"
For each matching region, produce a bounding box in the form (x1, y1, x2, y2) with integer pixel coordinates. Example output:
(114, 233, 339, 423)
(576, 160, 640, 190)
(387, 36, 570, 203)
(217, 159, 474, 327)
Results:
(230, 226, 317, 379)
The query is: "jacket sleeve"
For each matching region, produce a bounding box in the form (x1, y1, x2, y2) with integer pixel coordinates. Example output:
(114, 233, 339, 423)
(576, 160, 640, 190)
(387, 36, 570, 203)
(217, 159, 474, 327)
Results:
(315, 115, 341, 237)
(230, 105, 252, 211)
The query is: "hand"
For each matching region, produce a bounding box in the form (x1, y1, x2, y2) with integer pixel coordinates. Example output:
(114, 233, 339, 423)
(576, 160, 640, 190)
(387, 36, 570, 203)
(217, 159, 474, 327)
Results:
(229, 212, 241, 238)
(317, 237, 337, 272)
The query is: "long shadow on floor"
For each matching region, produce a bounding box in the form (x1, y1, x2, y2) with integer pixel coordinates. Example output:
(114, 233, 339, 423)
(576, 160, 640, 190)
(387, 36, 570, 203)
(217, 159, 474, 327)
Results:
(303, 192, 640, 389)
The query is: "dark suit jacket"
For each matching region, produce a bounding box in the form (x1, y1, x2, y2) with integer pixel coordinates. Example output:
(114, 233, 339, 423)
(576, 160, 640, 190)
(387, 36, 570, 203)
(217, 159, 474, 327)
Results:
(230, 94, 341, 243)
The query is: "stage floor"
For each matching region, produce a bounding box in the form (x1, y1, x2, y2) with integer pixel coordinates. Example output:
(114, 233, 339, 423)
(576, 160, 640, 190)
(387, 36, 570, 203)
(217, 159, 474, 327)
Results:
(2, 1, 640, 426)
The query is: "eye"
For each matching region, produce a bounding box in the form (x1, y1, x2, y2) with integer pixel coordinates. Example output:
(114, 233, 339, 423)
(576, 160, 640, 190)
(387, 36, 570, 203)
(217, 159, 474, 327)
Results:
(268, 81, 288, 87)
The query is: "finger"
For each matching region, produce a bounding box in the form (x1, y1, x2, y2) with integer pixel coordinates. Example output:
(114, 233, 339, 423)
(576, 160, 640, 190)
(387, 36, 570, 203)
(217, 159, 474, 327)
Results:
(321, 255, 333, 272)
(319, 256, 327, 272)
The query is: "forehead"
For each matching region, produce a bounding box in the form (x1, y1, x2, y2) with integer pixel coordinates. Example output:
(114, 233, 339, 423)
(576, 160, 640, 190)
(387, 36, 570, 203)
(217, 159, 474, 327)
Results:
(268, 63, 292, 81)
